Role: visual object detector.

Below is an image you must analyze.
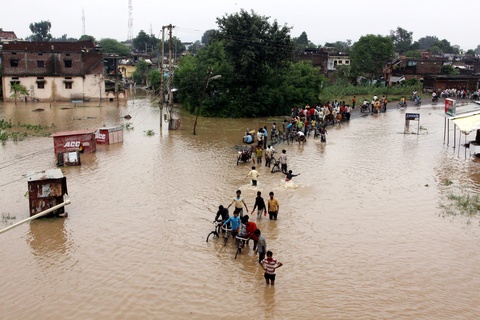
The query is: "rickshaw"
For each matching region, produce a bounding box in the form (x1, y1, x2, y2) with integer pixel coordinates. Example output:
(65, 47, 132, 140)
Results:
(235, 145, 253, 165)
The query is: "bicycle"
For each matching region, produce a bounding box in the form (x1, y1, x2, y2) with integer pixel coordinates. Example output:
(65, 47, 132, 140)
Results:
(397, 102, 407, 110)
(222, 225, 232, 246)
(206, 221, 223, 243)
(234, 235, 249, 259)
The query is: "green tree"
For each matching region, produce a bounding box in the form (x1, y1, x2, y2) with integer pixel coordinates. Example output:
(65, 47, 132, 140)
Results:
(465, 49, 475, 55)
(147, 69, 162, 93)
(165, 36, 186, 55)
(188, 40, 203, 54)
(441, 65, 459, 75)
(132, 60, 150, 85)
(429, 45, 442, 54)
(29, 20, 52, 41)
(132, 30, 158, 53)
(350, 34, 395, 81)
(389, 27, 413, 54)
(201, 29, 215, 46)
(475, 45, 480, 54)
(416, 36, 439, 50)
(213, 9, 294, 89)
(293, 31, 316, 51)
(51, 34, 77, 42)
(404, 50, 422, 59)
(324, 40, 352, 53)
(175, 41, 234, 117)
(10, 83, 29, 104)
(98, 38, 130, 56)
(431, 39, 459, 54)
(79, 34, 96, 42)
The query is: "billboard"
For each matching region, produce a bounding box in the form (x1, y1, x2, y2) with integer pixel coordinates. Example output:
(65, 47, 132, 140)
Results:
(445, 98, 456, 116)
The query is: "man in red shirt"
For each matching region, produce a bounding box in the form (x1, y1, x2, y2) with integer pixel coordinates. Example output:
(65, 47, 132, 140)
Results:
(241, 215, 259, 250)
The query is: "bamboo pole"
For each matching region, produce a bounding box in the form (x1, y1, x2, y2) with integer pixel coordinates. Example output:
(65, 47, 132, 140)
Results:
(0, 199, 71, 235)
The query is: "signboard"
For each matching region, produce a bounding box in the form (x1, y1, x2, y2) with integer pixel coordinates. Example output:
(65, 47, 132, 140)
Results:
(404, 113, 420, 135)
(405, 113, 420, 121)
(445, 98, 456, 116)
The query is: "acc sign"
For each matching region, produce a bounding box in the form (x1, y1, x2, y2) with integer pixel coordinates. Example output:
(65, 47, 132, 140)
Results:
(63, 141, 81, 148)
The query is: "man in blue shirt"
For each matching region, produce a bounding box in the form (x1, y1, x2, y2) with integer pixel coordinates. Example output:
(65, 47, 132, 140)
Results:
(223, 211, 241, 239)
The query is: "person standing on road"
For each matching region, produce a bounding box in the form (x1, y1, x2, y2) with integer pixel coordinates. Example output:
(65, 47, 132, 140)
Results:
(267, 191, 280, 220)
(261, 250, 283, 286)
(255, 229, 267, 264)
(279, 149, 288, 173)
(246, 166, 260, 186)
(227, 189, 249, 218)
(251, 191, 267, 219)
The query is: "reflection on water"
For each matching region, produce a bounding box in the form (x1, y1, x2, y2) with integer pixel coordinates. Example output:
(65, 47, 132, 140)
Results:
(1, 97, 480, 319)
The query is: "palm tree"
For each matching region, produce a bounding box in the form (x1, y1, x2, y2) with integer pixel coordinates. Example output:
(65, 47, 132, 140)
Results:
(9, 83, 29, 104)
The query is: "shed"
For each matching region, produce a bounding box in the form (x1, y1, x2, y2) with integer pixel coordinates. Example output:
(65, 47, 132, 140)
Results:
(27, 169, 68, 217)
(95, 126, 124, 144)
(50, 129, 96, 154)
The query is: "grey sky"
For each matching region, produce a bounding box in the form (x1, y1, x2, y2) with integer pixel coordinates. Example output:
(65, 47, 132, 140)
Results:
(2, 0, 478, 50)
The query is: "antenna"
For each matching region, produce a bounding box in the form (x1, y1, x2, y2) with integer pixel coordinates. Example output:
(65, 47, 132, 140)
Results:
(82, 8, 85, 35)
(127, 0, 133, 41)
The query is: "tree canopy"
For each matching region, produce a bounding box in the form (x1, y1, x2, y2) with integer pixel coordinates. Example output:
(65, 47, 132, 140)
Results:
(293, 32, 316, 51)
(350, 34, 395, 80)
(28, 20, 52, 41)
(324, 40, 352, 54)
(389, 27, 413, 54)
(79, 34, 96, 42)
(132, 30, 158, 53)
(174, 10, 322, 118)
(98, 38, 130, 56)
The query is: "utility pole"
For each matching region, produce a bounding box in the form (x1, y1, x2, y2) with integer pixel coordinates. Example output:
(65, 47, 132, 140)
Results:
(168, 24, 174, 130)
(160, 25, 168, 130)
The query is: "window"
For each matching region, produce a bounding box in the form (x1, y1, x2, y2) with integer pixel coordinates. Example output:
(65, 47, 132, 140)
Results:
(64, 77, 73, 89)
(64, 60, 72, 68)
(37, 60, 45, 68)
(10, 77, 20, 86)
(338, 60, 343, 65)
(36, 77, 45, 89)
(10, 59, 19, 67)
(407, 61, 417, 67)
(345, 60, 350, 65)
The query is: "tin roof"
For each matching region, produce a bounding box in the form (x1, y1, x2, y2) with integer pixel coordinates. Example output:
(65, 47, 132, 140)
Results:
(27, 169, 64, 181)
(50, 129, 96, 137)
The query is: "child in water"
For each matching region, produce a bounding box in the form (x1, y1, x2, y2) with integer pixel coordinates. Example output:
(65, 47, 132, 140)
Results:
(284, 170, 299, 182)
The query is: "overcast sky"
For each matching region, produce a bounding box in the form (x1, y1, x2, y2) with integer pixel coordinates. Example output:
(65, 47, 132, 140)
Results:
(1, 0, 478, 50)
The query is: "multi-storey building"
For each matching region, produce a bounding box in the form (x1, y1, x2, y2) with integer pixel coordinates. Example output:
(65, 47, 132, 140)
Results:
(1, 40, 105, 102)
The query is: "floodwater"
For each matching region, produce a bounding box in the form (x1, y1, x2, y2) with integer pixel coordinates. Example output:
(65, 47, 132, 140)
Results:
(1, 93, 480, 320)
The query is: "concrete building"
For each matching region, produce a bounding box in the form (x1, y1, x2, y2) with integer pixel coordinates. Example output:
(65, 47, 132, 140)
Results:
(1, 40, 105, 102)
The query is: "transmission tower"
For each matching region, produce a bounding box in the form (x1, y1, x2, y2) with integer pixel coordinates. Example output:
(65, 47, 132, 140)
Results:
(127, 0, 133, 41)
(82, 8, 85, 35)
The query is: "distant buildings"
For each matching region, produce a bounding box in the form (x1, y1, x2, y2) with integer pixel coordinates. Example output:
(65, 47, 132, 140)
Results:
(1, 40, 106, 102)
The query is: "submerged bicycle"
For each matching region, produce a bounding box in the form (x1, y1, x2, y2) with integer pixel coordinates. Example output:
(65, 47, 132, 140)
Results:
(234, 235, 249, 259)
(206, 221, 223, 243)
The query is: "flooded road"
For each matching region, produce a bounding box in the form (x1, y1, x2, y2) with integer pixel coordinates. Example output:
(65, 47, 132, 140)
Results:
(1, 94, 480, 319)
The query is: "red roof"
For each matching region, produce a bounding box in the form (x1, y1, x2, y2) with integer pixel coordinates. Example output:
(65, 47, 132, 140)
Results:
(50, 129, 96, 137)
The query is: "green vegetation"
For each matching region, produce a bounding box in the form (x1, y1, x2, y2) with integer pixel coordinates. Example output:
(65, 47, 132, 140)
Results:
(0, 119, 55, 144)
(9, 83, 29, 104)
(443, 192, 480, 218)
(145, 129, 155, 136)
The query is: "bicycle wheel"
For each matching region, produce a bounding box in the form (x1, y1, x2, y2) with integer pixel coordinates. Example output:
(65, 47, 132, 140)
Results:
(235, 247, 241, 259)
(206, 231, 217, 243)
(223, 235, 228, 246)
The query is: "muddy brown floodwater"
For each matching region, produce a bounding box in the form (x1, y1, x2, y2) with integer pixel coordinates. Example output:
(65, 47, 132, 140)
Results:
(1, 93, 480, 320)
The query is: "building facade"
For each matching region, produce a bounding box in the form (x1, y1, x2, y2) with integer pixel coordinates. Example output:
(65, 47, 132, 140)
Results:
(1, 41, 105, 102)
